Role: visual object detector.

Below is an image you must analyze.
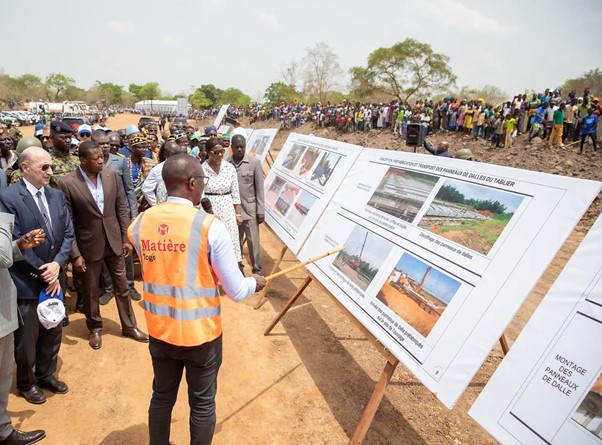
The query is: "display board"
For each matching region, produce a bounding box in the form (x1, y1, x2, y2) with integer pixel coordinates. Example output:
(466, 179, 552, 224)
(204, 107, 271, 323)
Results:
(212, 104, 230, 128)
(298, 147, 601, 408)
(264, 133, 363, 255)
(469, 213, 602, 444)
(245, 128, 278, 165)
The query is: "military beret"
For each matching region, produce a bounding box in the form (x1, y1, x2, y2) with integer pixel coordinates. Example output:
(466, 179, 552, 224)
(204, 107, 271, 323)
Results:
(50, 121, 73, 134)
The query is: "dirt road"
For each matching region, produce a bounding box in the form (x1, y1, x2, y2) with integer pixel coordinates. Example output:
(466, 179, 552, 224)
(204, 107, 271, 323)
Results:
(7, 113, 592, 444)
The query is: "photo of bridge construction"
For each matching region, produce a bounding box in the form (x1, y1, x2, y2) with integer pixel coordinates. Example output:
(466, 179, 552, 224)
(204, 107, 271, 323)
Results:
(333, 225, 393, 292)
(367, 167, 439, 223)
(377, 252, 461, 338)
(418, 178, 524, 255)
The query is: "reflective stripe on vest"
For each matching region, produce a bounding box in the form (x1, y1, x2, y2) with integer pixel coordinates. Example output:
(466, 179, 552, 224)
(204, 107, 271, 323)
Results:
(130, 205, 221, 346)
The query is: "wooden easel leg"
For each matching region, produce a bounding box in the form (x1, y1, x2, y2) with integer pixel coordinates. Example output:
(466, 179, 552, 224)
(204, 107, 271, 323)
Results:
(349, 359, 399, 445)
(254, 245, 288, 310)
(264, 276, 312, 335)
(499, 334, 509, 356)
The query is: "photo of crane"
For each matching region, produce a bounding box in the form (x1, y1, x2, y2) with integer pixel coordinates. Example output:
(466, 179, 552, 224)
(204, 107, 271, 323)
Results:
(417, 178, 524, 255)
(377, 252, 462, 338)
(332, 225, 393, 292)
(571, 372, 602, 439)
(367, 167, 439, 223)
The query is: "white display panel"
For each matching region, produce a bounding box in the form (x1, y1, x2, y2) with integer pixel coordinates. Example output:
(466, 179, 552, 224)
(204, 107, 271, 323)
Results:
(245, 128, 278, 165)
(264, 133, 363, 255)
(470, 213, 602, 444)
(298, 147, 601, 408)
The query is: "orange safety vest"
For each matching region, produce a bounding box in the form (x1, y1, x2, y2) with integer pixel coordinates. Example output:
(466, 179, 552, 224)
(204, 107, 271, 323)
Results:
(128, 203, 221, 347)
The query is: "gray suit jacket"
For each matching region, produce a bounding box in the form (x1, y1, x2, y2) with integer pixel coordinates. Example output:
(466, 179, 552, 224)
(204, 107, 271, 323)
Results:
(228, 154, 265, 220)
(104, 154, 138, 219)
(0, 212, 24, 339)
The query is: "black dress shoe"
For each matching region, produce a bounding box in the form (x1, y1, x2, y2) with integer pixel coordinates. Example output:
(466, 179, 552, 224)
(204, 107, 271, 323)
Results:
(129, 287, 142, 301)
(18, 386, 46, 405)
(38, 376, 69, 394)
(89, 331, 102, 349)
(122, 328, 149, 343)
(0, 429, 46, 445)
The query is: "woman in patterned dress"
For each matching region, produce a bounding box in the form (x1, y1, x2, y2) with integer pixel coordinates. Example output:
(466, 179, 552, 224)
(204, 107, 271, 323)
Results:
(202, 138, 243, 265)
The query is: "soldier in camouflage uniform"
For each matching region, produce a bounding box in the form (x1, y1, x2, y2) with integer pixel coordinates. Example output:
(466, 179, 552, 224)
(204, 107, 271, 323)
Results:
(11, 121, 79, 187)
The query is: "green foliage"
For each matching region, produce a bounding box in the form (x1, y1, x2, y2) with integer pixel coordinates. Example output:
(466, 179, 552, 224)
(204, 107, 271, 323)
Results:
(189, 88, 212, 109)
(138, 82, 161, 101)
(351, 38, 456, 102)
(45, 73, 76, 101)
(438, 184, 507, 214)
(264, 81, 297, 105)
(220, 87, 251, 107)
(199, 84, 223, 107)
(129, 83, 142, 100)
(562, 68, 602, 97)
(96, 81, 124, 104)
(348, 66, 376, 102)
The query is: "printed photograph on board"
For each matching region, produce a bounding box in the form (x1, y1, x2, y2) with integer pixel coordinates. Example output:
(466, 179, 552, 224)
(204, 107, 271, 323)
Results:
(571, 372, 602, 439)
(293, 146, 321, 177)
(287, 191, 318, 228)
(265, 176, 287, 208)
(332, 225, 394, 292)
(309, 151, 342, 187)
(417, 178, 524, 255)
(249, 138, 262, 157)
(367, 168, 440, 223)
(376, 252, 462, 338)
(275, 183, 301, 216)
(282, 143, 306, 170)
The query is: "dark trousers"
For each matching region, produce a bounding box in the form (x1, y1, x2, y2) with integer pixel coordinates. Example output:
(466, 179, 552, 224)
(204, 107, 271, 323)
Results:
(101, 253, 135, 293)
(13, 299, 62, 390)
(580, 133, 598, 151)
(148, 335, 223, 445)
(81, 247, 137, 332)
(238, 219, 262, 274)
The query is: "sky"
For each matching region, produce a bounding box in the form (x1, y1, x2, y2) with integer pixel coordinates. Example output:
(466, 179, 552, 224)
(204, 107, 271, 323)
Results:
(395, 253, 460, 304)
(3, 0, 602, 101)
(443, 179, 524, 213)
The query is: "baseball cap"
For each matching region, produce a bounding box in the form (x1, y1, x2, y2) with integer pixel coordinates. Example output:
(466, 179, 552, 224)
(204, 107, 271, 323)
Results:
(37, 287, 65, 330)
(126, 125, 140, 136)
(78, 124, 92, 135)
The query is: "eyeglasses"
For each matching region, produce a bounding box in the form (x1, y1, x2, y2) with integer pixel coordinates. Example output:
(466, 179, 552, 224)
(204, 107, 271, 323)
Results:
(40, 164, 55, 171)
(210, 149, 225, 155)
(41, 136, 51, 140)
(109, 143, 121, 148)
(189, 175, 209, 185)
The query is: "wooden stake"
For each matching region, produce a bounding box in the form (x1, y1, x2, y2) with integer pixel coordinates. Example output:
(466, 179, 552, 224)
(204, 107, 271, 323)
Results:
(254, 245, 288, 310)
(264, 276, 313, 335)
(499, 334, 509, 356)
(349, 358, 399, 445)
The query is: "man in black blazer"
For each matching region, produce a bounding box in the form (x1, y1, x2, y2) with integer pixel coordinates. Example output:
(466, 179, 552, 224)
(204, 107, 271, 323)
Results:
(0, 147, 74, 405)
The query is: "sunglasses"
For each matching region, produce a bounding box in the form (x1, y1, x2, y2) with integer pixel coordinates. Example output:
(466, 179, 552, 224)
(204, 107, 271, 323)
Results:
(211, 149, 225, 155)
(41, 136, 51, 140)
(40, 163, 55, 171)
(189, 175, 209, 185)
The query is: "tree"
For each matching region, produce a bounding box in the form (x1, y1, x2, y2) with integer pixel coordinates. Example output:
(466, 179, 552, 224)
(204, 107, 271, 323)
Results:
(281, 58, 302, 92)
(562, 68, 602, 97)
(129, 83, 142, 101)
(348, 67, 375, 102)
(264, 81, 297, 105)
(303, 42, 342, 103)
(350, 38, 456, 102)
(450, 84, 508, 105)
(96, 81, 124, 104)
(220, 88, 251, 107)
(189, 88, 212, 109)
(45, 73, 76, 101)
(138, 82, 161, 101)
(198, 84, 222, 107)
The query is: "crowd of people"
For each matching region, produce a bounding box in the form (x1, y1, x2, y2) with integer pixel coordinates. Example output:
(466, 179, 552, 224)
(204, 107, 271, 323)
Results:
(245, 87, 600, 152)
(0, 114, 266, 444)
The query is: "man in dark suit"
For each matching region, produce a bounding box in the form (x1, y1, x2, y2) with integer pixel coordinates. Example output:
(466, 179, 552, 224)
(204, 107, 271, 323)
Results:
(92, 131, 141, 307)
(58, 141, 148, 350)
(0, 146, 74, 406)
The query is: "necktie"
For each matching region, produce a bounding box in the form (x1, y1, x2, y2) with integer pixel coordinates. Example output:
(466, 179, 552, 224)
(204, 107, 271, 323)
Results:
(36, 190, 53, 235)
